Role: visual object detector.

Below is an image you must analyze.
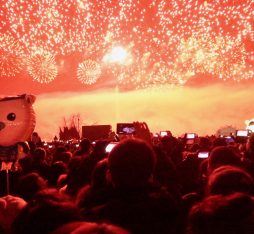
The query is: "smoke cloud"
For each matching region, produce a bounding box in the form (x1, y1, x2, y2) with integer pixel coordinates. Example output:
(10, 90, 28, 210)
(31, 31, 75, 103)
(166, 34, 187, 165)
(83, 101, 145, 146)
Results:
(34, 84, 254, 141)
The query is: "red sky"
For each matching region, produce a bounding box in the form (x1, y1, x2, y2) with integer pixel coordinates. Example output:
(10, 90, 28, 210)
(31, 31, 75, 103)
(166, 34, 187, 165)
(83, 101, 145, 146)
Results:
(0, 1, 253, 139)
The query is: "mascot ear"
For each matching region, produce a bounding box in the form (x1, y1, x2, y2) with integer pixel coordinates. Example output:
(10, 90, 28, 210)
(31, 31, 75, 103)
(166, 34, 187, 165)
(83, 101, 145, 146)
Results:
(25, 94, 36, 105)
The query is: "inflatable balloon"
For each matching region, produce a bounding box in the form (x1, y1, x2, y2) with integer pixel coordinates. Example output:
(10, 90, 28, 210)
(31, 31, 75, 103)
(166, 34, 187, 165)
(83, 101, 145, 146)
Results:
(245, 119, 254, 133)
(0, 94, 36, 147)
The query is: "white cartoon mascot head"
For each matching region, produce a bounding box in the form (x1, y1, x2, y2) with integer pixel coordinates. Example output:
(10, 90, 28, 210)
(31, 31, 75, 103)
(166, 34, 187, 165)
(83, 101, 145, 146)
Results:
(0, 94, 36, 147)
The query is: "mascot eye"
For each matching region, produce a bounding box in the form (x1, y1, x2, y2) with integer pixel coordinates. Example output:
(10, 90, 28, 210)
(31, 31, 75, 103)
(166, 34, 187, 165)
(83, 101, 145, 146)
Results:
(7, 113, 16, 121)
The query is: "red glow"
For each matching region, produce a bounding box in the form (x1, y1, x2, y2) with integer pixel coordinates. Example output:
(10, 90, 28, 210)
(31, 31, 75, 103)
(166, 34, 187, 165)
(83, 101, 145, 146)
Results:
(0, 0, 253, 94)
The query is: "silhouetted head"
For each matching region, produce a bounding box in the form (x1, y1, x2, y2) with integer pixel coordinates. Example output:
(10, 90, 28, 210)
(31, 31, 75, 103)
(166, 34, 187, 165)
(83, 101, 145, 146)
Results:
(15, 172, 47, 201)
(187, 193, 254, 234)
(108, 138, 156, 189)
(206, 165, 254, 196)
(12, 189, 81, 234)
(79, 138, 92, 153)
(212, 137, 227, 148)
(208, 146, 241, 174)
(32, 147, 46, 163)
(51, 222, 130, 234)
(53, 151, 72, 165)
(0, 195, 27, 233)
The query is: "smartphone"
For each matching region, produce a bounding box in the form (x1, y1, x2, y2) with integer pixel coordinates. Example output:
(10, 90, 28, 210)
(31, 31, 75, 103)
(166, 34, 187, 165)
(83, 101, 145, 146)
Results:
(198, 151, 209, 159)
(116, 123, 135, 135)
(236, 130, 249, 137)
(105, 142, 118, 153)
(160, 131, 168, 137)
(186, 133, 196, 139)
(224, 136, 235, 144)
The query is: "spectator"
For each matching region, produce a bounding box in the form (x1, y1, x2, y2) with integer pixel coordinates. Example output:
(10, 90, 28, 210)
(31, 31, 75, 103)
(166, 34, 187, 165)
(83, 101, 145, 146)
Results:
(177, 153, 201, 195)
(160, 135, 183, 166)
(153, 145, 181, 197)
(76, 158, 113, 210)
(212, 137, 227, 148)
(198, 137, 211, 152)
(83, 139, 181, 234)
(31, 147, 50, 180)
(52, 151, 72, 165)
(66, 140, 109, 197)
(206, 165, 254, 196)
(17, 155, 33, 175)
(0, 195, 27, 234)
(31, 132, 43, 147)
(187, 193, 254, 234)
(12, 189, 82, 234)
(14, 172, 47, 202)
(51, 222, 130, 234)
(47, 161, 67, 188)
(207, 146, 242, 174)
(241, 133, 254, 178)
(62, 156, 83, 197)
(74, 138, 92, 157)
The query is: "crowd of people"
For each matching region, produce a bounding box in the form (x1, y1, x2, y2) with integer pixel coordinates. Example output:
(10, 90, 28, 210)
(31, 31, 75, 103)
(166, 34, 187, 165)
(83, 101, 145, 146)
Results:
(1, 123, 254, 234)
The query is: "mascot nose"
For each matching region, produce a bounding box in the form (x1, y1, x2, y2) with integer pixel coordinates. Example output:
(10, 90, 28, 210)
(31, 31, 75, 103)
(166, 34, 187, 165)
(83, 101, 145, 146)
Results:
(0, 122, 5, 131)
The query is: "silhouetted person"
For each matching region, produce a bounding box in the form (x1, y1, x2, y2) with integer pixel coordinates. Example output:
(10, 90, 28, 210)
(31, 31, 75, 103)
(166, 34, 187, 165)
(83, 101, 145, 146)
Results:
(66, 140, 109, 197)
(12, 189, 82, 234)
(31, 132, 43, 147)
(187, 193, 254, 234)
(14, 172, 47, 202)
(30, 147, 50, 180)
(153, 145, 181, 198)
(242, 133, 254, 178)
(160, 135, 183, 166)
(74, 138, 92, 157)
(83, 139, 181, 234)
(212, 137, 227, 148)
(207, 146, 242, 174)
(52, 151, 72, 165)
(76, 158, 113, 210)
(0, 195, 27, 234)
(51, 222, 130, 234)
(206, 165, 254, 196)
(47, 161, 67, 188)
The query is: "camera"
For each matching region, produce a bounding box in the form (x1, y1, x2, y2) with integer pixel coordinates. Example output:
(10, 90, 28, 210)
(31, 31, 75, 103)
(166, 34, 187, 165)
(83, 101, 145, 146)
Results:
(105, 142, 118, 153)
(198, 151, 209, 159)
(116, 123, 135, 135)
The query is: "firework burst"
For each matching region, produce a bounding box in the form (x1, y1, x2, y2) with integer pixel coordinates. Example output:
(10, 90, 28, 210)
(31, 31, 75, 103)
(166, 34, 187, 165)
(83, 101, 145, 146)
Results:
(27, 51, 58, 83)
(77, 59, 101, 85)
(0, 0, 253, 89)
(0, 34, 25, 77)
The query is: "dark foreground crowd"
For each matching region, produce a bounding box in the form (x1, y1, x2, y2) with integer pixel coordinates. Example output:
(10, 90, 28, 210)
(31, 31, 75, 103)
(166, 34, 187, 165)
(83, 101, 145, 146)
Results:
(1, 125, 254, 234)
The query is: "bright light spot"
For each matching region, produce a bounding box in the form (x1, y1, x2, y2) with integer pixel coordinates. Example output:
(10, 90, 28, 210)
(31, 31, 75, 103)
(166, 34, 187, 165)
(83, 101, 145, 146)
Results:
(246, 119, 254, 132)
(103, 46, 131, 65)
(0, 0, 253, 88)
